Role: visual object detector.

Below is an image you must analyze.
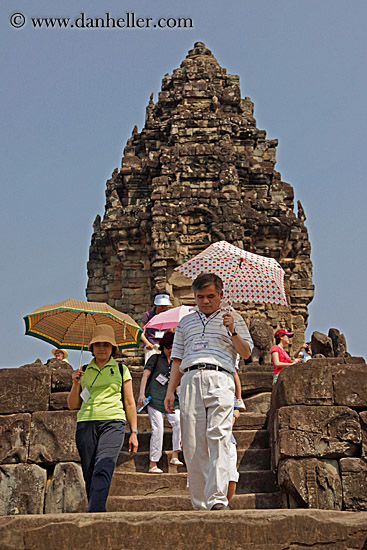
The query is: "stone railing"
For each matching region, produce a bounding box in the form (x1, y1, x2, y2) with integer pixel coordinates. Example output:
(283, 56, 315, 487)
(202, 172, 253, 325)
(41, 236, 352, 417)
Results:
(269, 357, 367, 510)
(0, 360, 87, 515)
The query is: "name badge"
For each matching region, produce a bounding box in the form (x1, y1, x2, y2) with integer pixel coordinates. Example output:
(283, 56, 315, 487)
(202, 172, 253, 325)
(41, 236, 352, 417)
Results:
(156, 373, 168, 385)
(193, 337, 209, 351)
(155, 331, 165, 339)
(80, 386, 90, 403)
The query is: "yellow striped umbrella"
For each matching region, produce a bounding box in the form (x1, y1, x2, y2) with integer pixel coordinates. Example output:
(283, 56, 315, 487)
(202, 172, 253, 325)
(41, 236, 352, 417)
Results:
(24, 299, 142, 350)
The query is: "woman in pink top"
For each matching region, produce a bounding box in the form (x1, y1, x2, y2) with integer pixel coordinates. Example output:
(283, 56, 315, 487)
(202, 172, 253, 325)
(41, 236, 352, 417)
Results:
(271, 329, 302, 384)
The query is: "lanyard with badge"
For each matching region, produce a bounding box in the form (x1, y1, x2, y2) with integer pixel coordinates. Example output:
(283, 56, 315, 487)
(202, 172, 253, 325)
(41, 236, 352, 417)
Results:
(193, 311, 220, 351)
(80, 365, 107, 403)
(155, 355, 172, 386)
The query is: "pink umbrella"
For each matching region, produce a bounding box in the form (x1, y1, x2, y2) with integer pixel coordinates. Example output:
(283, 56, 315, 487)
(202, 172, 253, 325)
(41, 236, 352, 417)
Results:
(175, 241, 288, 307)
(144, 305, 195, 331)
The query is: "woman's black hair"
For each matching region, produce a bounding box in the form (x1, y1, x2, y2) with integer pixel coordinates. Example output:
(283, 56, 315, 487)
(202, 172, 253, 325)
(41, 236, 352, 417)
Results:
(275, 336, 281, 345)
(159, 331, 174, 352)
(90, 344, 117, 358)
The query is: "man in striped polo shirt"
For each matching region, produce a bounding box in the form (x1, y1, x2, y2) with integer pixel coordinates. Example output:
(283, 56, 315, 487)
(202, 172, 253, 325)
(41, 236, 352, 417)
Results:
(164, 273, 253, 510)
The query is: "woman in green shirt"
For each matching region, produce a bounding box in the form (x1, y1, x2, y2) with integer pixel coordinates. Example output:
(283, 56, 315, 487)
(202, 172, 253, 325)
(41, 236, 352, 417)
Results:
(68, 325, 138, 512)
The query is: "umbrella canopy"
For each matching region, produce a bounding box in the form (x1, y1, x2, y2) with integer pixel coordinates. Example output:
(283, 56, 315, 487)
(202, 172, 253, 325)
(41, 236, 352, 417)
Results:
(24, 299, 142, 350)
(175, 241, 288, 306)
(144, 305, 195, 332)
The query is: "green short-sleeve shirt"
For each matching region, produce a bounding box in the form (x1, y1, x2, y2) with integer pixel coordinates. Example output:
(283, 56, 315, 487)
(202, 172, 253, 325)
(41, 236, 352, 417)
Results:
(77, 357, 132, 422)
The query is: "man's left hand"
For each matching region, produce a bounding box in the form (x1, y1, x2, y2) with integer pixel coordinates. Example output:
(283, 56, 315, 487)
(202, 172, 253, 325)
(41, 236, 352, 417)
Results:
(222, 312, 235, 334)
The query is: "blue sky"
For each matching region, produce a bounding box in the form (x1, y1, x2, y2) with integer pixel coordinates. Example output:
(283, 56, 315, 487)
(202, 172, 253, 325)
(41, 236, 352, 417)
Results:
(1, 0, 366, 367)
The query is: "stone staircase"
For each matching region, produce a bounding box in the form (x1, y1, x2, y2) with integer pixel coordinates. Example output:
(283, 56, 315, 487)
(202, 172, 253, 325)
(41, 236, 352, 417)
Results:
(107, 355, 284, 512)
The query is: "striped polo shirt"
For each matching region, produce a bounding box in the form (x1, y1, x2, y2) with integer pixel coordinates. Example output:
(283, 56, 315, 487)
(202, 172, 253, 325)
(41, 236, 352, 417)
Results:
(171, 307, 253, 374)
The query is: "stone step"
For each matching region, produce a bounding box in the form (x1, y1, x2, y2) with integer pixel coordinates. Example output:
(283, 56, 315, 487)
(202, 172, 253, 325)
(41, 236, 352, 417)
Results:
(117, 447, 271, 473)
(107, 492, 284, 512)
(111, 470, 278, 495)
(122, 429, 269, 451)
(128, 412, 267, 432)
(3, 510, 367, 550)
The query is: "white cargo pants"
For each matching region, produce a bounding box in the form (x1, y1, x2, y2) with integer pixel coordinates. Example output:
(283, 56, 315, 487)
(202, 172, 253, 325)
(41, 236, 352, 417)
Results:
(179, 368, 235, 510)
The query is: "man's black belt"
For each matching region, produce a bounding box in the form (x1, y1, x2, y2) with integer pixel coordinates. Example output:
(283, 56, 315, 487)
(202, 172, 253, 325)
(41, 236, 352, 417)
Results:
(185, 363, 231, 374)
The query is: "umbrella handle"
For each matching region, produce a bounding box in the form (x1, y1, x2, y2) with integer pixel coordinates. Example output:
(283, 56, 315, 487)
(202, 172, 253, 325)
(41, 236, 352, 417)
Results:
(79, 312, 87, 368)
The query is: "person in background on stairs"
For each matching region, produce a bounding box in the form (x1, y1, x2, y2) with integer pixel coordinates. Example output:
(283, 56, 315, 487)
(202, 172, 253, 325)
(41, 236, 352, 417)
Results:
(141, 293, 172, 364)
(51, 348, 69, 363)
(67, 325, 138, 512)
(138, 331, 183, 473)
(227, 399, 240, 504)
(234, 354, 246, 411)
(165, 272, 253, 510)
(271, 329, 302, 385)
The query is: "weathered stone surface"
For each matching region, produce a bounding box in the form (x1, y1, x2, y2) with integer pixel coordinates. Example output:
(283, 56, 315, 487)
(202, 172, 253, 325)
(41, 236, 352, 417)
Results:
(19, 359, 44, 369)
(1, 510, 367, 550)
(0, 368, 51, 414)
(0, 414, 31, 463)
(328, 328, 348, 357)
(340, 458, 367, 511)
(0, 464, 46, 515)
(332, 364, 367, 407)
(360, 411, 367, 458)
(240, 370, 273, 395)
(311, 331, 334, 357)
(249, 317, 273, 364)
(51, 368, 73, 393)
(49, 392, 69, 411)
(244, 392, 271, 414)
(274, 405, 361, 463)
(271, 361, 333, 407)
(28, 411, 79, 464)
(278, 458, 342, 510)
(45, 463, 87, 514)
(86, 41, 314, 353)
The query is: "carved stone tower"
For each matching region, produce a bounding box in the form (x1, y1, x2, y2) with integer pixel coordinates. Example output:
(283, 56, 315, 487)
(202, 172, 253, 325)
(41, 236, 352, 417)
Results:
(86, 41, 314, 348)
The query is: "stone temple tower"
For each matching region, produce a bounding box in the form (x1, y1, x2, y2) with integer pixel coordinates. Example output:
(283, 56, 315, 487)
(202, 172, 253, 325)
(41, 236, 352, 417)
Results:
(86, 41, 314, 350)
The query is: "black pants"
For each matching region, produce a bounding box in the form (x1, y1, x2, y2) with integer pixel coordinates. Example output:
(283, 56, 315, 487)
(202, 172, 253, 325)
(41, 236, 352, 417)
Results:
(76, 420, 125, 512)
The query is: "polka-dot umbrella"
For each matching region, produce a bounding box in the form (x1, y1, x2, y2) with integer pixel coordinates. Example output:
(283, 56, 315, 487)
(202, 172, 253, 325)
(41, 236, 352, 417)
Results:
(175, 241, 288, 307)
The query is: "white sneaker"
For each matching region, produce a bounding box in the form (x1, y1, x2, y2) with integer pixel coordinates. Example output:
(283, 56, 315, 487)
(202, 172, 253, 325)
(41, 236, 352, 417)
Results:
(237, 398, 246, 412)
(170, 457, 184, 466)
(149, 466, 163, 473)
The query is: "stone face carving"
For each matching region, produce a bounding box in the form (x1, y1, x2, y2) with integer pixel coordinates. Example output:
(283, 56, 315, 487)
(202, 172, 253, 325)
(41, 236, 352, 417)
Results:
(86, 41, 314, 348)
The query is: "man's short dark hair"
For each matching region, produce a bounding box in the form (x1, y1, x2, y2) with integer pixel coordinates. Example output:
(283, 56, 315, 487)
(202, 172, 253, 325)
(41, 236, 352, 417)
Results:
(192, 273, 223, 294)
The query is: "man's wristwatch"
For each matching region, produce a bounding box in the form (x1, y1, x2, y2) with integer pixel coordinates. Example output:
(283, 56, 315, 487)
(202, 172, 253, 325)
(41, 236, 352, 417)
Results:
(131, 429, 138, 434)
(230, 331, 238, 337)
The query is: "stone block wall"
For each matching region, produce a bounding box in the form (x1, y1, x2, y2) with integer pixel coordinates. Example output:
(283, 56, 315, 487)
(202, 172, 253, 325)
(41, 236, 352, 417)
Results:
(0, 360, 87, 515)
(269, 357, 367, 510)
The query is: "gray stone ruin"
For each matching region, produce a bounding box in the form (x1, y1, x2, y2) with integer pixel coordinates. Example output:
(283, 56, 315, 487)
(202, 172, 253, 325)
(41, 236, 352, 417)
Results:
(86, 41, 314, 353)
